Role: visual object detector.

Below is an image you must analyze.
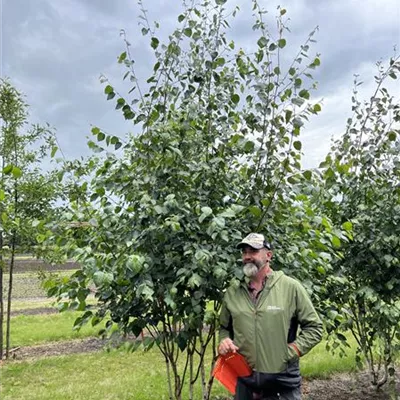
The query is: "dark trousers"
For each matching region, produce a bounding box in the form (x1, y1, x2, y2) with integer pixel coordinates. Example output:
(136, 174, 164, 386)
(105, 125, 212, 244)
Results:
(235, 376, 302, 400)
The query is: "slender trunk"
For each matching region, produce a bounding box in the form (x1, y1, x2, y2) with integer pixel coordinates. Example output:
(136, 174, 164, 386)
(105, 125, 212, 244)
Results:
(165, 353, 174, 400)
(198, 328, 207, 399)
(205, 327, 217, 400)
(174, 363, 182, 400)
(189, 348, 194, 400)
(0, 231, 4, 360)
(5, 231, 16, 358)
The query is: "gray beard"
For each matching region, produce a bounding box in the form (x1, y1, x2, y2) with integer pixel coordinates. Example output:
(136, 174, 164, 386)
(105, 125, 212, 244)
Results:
(243, 263, 259, 278)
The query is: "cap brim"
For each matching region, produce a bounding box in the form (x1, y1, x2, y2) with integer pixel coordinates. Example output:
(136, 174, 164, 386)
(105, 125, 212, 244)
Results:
(236, 241, 264, 250)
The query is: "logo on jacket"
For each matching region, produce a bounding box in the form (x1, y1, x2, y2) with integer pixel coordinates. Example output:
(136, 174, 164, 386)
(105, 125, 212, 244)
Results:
(267, 305, 283, 311)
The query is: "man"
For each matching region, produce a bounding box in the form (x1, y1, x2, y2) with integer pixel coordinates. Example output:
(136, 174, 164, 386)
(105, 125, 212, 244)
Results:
(218, 233, 323, 400)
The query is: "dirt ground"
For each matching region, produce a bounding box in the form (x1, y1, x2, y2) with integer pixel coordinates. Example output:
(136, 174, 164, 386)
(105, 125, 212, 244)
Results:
(6, 335, 399, 400)
(302, 372, 399, 399)
(7, 259, 79, 273)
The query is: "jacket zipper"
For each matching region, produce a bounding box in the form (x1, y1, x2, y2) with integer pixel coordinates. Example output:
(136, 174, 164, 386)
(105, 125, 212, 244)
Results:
(255, 284, 271, 387)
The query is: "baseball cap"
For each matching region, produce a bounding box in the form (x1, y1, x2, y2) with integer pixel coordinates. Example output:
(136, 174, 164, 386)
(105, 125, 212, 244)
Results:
(236, 233, 272, 250)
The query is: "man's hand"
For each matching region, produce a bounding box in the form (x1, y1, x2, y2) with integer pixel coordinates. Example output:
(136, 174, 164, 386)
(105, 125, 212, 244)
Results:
(218, 338, 239, 355)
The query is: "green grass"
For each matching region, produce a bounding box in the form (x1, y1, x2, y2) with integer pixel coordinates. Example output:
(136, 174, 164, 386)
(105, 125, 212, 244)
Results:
(7, 295, 98, 312)
(6, 311, 105, 347)
(301, 336, 358, 378)
(8, 298, 55, 311)
(2, 350, 191, 400)
(1, 329, 362, 400)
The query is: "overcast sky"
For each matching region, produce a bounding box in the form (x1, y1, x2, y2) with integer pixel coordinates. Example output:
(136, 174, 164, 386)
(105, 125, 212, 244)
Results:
(2, 0, 400, 169)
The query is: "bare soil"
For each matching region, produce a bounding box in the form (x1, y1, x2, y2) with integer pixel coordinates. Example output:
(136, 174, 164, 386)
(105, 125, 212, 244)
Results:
(6, 259, 79, 273)
(10, 307, 58, 317)
(302, 373, 399, 399)
(7, 337, 106, 361)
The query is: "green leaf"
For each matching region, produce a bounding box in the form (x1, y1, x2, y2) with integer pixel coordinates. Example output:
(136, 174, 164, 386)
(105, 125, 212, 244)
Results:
(188, 273, 202, 288)
(317, 266, 326, 275)
(118, 52, 127, 63)
(153, 62, 161, 73)
(342, 221, 353, 231)
(231, 94, 240, 104)
(249, 206, 262, 217)
(244, 141, 255, 152)
(302, 170, 312, 180)
(107, 92, 115, 100)
(257, 37, 268, 48)
(285, 110, 293, 123)
(292, 97, 305, 107)
(116, 98, 125, 110)
(11, 166, 22, 178)
(104, 85, 113, 95)
(299, 89, 310, 100)
(289, 67, 296, 76)
(3, 165, 13, 174)
(199, 206, 213, 223)
(293, 117, 304, 128)
(388, 131, 396, 141)
(215, 57, 225, 67)
(293, 141, 302, 151)
(151, 37, 159, 49)
(332, 236, 341, 248)
(91, 127, 100, 135)
(183, 28, 192, 37)
(278, 39, 286, 49)
(1, 212, 8, 224)
(313, 104, 321, 113)
(280, 8, 287, 15)
(97, 132, 105, 142)
(0, 189, 5, 201)
(178, 14, 185, 23)
(51, 146, 58, 158)
(268, 43, 277, 51)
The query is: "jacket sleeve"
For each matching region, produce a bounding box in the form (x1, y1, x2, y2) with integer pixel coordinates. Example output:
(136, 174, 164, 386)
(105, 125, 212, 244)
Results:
(291, 282, 323, 357)
(219, 294, 233, 343)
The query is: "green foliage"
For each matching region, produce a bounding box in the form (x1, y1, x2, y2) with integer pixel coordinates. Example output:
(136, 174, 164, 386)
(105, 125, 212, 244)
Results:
(318, 57, 400, 388)
(42, 2, 339, 399)
(0, 78, 62, 360)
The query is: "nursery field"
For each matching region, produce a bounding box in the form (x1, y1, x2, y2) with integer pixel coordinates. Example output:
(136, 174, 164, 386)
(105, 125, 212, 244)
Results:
(1, 266, 399, 400)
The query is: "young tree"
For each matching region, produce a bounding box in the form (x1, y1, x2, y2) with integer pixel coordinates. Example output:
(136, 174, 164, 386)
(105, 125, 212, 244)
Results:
(0, 79, 59, 359)
(318, 57, 400, 393)
(44, 1, 341, 398)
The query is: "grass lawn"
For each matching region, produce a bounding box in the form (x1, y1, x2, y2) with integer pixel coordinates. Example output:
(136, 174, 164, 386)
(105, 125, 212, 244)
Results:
(8, 298, 56, 311)
(6, 311, 106, 347)
(1, 277, 362, 399)
(8, 295, 98, 312)
(2, 341, 360, 400)
(1, 327, 360, 400)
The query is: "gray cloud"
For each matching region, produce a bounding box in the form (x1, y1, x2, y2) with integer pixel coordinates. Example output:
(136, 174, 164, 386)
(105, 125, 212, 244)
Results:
(2, 0, 399, 166)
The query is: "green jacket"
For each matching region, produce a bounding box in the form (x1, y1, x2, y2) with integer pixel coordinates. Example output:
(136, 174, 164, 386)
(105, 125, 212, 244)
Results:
(219, 270, 323, 374)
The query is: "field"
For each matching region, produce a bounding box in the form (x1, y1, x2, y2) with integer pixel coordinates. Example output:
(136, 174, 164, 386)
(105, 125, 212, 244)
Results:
(1, 261, 399, 399)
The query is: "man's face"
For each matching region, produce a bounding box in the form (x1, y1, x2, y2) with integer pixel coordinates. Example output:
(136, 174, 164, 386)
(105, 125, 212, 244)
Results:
(241, 246, 272, 277)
